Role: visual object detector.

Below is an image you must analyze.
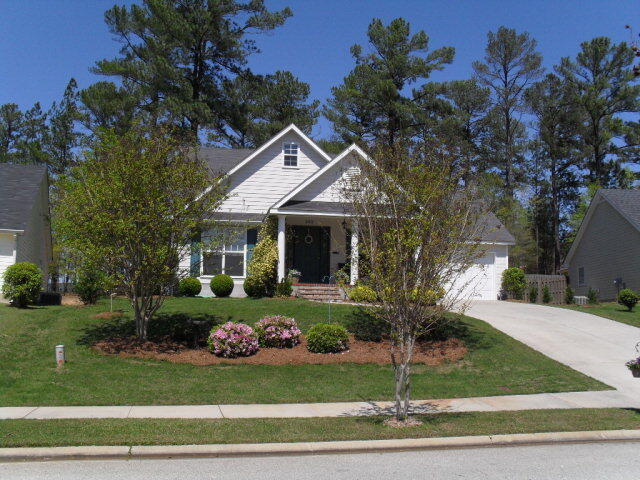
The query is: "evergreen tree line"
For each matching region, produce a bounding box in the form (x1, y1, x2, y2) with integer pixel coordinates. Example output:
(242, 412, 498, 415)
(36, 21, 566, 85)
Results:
(1, 1, 639, 273)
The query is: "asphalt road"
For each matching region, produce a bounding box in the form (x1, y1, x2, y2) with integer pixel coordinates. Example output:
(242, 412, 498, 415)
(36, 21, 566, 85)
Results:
(2, 442, 639, 479)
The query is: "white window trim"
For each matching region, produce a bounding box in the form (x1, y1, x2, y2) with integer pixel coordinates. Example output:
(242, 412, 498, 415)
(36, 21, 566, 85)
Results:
(201, 231, 249, 279)
(283, 141, 299, 167)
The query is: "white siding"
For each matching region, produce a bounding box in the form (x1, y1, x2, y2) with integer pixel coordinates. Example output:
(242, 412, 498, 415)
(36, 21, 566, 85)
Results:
(0, 233, 17, 293)
(217, 132, 326, 214)
(14, 178, 51, 287)
(293, 153, 359, 203)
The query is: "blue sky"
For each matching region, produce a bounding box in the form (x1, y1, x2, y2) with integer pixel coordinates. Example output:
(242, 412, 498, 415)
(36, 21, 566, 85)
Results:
(1, 0, 639, 139)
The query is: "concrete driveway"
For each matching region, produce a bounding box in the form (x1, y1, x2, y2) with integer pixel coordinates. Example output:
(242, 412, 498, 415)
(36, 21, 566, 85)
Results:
(467, 301, 640, 397)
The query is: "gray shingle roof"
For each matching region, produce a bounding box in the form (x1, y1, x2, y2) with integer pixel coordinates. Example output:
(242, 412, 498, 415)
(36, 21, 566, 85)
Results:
(278, 201, 515, 244)
(599, 189, 640, 231)
(0, 164, 47, 230)
(475, 212, 516, 244)
(197, 147, 255, 174)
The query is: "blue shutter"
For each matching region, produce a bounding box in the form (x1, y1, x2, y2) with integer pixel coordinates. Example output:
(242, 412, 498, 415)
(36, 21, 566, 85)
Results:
(246, 228, 258, 267)
(190, 232, 201, 277)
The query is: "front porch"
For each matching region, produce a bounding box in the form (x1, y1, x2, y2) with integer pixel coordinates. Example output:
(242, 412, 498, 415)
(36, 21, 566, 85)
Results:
(275, 212, 359, 286)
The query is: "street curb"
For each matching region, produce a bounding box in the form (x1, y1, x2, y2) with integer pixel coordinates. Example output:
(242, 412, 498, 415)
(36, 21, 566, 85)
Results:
(1, 429, 640, 462)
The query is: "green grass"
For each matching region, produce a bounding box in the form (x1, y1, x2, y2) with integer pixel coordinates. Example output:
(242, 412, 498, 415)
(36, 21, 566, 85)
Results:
(0, 297, 608, 406)
(560, 302, 640, 328)
(1, 409, 638, 448)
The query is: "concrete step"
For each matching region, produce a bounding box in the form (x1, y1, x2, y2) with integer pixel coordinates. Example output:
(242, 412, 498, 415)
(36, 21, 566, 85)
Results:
(295, 284, 343, 301)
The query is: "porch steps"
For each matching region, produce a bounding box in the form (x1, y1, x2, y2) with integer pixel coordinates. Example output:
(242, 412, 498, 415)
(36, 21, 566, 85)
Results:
(295, 284, 343, 302)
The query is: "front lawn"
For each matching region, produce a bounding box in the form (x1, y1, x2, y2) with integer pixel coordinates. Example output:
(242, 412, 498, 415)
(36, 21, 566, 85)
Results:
(1, 409, 638, 448)
(0, 297, 607, 406)
(561, 302, 640, 328)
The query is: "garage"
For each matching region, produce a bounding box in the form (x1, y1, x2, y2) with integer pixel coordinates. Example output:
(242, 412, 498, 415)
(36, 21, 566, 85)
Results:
(451, 247, 509, 301)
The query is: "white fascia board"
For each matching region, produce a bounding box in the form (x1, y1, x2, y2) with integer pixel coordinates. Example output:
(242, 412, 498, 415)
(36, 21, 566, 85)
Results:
(200, 124, 331, 200)
(270, 209, 354, 218)
(271, 143, 369, 210)
(225, 124, 331, 178)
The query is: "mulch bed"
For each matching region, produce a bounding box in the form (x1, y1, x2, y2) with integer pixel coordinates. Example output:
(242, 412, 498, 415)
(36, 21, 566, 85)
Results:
(92, 335, 467, 366)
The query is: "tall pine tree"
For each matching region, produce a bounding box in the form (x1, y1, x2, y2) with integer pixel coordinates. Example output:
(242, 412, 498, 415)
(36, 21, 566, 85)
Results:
(324, 18, 454, 146)
(93, 0, 292, 139)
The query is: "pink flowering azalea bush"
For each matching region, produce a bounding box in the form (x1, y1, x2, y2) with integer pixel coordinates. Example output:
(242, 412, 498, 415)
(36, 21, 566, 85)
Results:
(254, 315, 302, 348)
(208, 322, 259, 358)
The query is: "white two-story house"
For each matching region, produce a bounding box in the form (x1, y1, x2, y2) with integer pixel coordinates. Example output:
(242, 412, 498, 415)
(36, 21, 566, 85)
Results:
(187, 124, 515, 300)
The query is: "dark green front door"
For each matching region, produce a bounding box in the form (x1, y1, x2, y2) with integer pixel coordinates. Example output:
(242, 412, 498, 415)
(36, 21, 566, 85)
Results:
(291, 226, 330, 283)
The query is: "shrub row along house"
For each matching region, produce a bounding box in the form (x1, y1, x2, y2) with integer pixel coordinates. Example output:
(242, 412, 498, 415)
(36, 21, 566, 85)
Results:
(563, 189, 640, 300)
(184, 124, 515, 300)
(0, 164, 51, 298)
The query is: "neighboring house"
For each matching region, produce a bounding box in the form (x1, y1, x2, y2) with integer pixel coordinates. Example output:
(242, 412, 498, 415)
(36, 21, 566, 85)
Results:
(187, 124, 515, 300)
(0, 164, 52, 297)
(563, 189, 640, 300)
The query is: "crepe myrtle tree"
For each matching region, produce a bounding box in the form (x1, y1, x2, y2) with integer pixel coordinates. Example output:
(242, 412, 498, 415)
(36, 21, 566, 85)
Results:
(344, 143, 487, 423)
(55, 125, 226, 340)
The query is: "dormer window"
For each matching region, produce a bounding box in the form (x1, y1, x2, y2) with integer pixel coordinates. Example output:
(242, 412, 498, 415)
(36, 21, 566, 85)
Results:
(284, 143, 298, 167)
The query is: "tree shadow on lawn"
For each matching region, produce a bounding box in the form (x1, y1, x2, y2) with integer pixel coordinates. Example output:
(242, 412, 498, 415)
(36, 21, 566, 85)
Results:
(77, 312, 224, 348)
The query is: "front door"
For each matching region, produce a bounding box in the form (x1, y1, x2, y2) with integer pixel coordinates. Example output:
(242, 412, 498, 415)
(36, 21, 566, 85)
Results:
(291, 226, 330, 283)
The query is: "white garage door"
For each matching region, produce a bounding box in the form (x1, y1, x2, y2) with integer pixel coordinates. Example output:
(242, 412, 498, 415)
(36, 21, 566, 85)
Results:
(454, 252, 496, 301)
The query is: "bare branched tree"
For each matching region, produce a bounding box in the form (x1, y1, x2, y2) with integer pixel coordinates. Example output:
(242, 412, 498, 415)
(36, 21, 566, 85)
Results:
(344, 143, 489, 423)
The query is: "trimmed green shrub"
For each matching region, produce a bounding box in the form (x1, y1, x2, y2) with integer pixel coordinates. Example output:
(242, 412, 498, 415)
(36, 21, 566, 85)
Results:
(565, 286, 575, 305)
(501, 267, 526, 299)
(1, 262, 42, 308)
(275, 278, 293, 297)
(348, 285, 377, 303)
(542, 285, 552, 304)
(178, 277, 202, 297)
(587, 287, 599, 305)
(346, 309, 387, 342)
(243, 275, 265, 298)
(528, 284, 538, 303)
(210, 274, 234, 297)
(306, 323, 349, 353)
(618, 288, 639, 312)
(75, 270, 108, 305)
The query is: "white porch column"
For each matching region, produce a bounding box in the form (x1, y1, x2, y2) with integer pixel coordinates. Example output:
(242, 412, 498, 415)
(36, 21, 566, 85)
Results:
(350, 220, 359, 285)
(277, 215, 286, 281)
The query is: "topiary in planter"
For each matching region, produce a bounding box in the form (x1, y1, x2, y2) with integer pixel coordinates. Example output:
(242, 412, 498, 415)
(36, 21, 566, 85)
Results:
(208, 322, 259, 358)
(618, 288, 639, 312)
(306, 323, 349, 353)
(254, 315, 301, 348)
(1, 262, 42, 308)
(178, 277, 201, 297)
(211, 274, 234, 297)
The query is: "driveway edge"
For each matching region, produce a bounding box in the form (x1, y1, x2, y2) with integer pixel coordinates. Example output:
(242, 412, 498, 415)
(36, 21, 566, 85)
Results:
(2, 430, 640, 462)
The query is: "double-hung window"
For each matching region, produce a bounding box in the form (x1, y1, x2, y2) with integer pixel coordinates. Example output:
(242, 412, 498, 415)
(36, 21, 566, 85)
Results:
(202, 228, 256, 277)
(283, 143, 298, 167)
